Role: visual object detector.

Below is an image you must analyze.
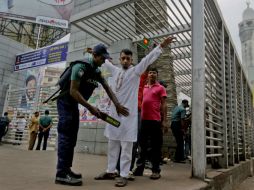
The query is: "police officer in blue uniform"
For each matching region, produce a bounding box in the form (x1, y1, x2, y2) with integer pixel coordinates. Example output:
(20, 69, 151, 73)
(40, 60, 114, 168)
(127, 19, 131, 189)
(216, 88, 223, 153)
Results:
(55, 44, 129, 186)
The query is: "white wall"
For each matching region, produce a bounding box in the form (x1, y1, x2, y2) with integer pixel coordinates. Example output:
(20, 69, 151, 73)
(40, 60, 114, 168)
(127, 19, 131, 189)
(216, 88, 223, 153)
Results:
(0, 35, 32, 114)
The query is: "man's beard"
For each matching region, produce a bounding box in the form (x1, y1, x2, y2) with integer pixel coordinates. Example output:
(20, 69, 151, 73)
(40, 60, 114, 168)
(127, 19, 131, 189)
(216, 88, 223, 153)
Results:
(121, 64, 128, 69)
(122, 64, 133, 70)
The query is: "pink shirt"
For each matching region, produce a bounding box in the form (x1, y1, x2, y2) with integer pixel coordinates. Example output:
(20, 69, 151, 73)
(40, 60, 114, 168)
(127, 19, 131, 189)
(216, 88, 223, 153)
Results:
(141, 82, 167, 121)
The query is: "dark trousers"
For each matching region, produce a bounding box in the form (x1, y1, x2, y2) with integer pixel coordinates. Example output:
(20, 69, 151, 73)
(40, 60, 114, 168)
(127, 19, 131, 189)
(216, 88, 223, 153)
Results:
(15, 129, 23, 144)
(28, 131, 37, 150)
(184, 133, 191, 158)
(0, 127, 5, 142)
(36, 130, 49, 150)
(56, 99, 79, 173)
(135, 120, 163, 174)
(171, 121, 185, 161)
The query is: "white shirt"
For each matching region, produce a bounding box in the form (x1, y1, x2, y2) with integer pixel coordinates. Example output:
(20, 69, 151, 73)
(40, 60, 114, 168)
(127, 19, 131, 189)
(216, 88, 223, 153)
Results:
(16, 118, 27, 131)
(103, 46, 163, 142)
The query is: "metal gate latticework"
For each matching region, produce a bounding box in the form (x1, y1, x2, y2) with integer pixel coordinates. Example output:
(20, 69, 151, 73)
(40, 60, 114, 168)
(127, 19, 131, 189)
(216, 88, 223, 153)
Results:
(70, 0, 254, 179)
(3, 85, 58, 150)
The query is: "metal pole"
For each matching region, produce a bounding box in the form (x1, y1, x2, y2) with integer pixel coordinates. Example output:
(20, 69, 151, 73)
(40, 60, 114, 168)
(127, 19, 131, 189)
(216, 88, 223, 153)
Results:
(34, 24, 43, 112)
(251, 93, 254, 157)
(2, 84, 11, 116)
(233, 54, 240, 163)
(191, 0, 206, 179)
(220, 25, 228, 168)
(241, 70, 246, 161)
(36, 24, 41, 49)
(228, 42, 235, 166)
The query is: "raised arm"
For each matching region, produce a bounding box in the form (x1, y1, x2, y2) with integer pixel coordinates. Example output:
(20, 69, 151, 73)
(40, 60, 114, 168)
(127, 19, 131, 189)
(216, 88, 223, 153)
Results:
(103, 59, 119, 74)
(134, 36, 175, 76)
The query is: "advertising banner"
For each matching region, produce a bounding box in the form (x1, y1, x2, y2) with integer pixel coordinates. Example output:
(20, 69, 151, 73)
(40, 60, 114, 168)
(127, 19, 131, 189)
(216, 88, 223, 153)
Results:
(0, 0, 74, 28)
(14, 42, 68, 71)
(36, 16, 69, 28)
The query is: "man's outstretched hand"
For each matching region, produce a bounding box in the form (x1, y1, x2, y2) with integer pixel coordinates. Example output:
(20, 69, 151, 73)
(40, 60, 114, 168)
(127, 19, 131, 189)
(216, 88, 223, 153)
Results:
(160, 36, 176, 48)
(115, 104, 129, 117)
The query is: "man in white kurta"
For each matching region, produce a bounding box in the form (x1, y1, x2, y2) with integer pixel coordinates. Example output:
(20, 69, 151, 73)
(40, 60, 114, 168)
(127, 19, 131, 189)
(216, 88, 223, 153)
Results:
(96, 36, 174, 186)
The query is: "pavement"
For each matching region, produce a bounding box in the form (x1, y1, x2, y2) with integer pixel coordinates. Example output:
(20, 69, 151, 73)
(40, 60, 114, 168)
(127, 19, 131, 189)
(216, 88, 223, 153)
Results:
(0, 144, 208, 190)
(233, 176, 254, 190)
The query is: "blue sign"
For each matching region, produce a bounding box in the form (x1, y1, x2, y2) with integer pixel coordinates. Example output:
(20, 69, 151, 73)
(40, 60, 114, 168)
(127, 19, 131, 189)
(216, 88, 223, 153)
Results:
(14, 42, 68, 71)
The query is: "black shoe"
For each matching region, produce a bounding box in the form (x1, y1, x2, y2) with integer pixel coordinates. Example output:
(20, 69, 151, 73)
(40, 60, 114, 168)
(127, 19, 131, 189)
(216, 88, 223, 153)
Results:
(68, 169, 82, 179)
(173, 159, 186, 164)
(55, 173, 82, 186)
(160, 160, 167, 165)
(150, 173, 161, 180)
(133, 169, 143, 176)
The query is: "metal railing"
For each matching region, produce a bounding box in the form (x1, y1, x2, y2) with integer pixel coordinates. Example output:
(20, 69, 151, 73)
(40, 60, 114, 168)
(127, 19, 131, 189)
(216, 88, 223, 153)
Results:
(2, 85, 58, 150)
(69, 0, 254, 180)
(1, 0, 252, 180)
(192, 0, 254, 179)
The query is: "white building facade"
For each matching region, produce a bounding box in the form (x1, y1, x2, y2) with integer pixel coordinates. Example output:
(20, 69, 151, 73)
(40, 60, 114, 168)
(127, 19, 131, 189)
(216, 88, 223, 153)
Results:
(239, 3, 254, 95)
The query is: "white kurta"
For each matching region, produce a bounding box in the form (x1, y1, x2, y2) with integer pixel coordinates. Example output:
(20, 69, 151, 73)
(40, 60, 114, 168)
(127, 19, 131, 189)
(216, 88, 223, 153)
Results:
(104, 46, 163, 142)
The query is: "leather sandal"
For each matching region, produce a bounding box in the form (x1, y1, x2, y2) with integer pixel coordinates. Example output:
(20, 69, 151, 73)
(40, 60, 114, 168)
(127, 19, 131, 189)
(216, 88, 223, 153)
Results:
(115, 177, 128, 187)
(94, 172, 116, 180)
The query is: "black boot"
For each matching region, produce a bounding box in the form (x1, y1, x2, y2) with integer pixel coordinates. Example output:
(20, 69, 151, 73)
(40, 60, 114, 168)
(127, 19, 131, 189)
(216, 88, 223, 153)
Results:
(68, 169, 82, 179)
(55, 172, 82, 186)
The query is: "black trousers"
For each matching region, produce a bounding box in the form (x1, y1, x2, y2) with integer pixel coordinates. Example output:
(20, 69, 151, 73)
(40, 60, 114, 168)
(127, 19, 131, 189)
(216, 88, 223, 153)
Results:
(135, 120, 163, 174)
(15, 129, 23, 144)
(0, 127, 5, 142)
(171, 121, 185, 161)
(56, 99, 79, 173)
(36, 130, 50, 150)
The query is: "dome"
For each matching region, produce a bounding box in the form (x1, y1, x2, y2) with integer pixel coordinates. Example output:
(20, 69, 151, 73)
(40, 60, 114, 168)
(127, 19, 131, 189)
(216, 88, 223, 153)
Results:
(243, 6, 254, 20)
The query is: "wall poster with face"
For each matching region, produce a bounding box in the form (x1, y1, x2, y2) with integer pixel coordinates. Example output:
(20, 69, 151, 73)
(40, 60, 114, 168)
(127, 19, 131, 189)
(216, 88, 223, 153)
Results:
(19, 68, 44, 110)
